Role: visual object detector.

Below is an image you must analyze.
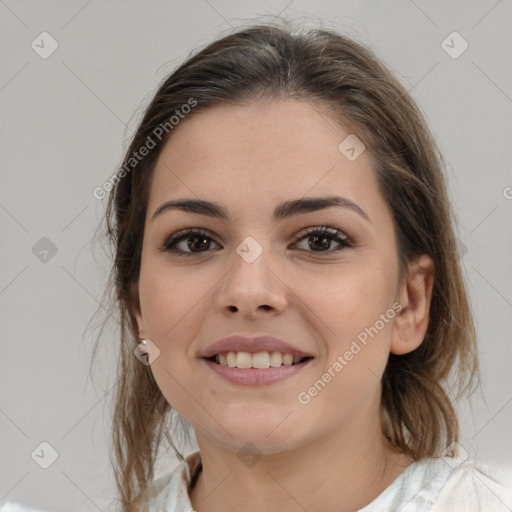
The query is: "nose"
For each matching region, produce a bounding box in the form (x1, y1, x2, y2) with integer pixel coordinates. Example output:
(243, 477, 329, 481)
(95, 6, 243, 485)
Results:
(215, 238, 289, 319)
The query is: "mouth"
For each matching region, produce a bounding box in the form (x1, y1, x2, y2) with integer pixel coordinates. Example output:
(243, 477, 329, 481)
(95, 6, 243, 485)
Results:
(199, 335, 315, 384)
(202, 352, 314, 386)
(204, 351, 314, 369)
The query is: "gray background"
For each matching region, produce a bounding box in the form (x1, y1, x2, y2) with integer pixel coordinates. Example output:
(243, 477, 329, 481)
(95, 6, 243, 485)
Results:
(1, 1, 511, 510)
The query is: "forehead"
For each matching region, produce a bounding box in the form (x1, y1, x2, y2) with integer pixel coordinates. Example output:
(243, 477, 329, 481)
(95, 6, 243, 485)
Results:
(147, 99, 385, 222)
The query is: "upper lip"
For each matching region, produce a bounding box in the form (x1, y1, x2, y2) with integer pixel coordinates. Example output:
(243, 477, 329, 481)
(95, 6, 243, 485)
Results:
(199, 335, 314, 359)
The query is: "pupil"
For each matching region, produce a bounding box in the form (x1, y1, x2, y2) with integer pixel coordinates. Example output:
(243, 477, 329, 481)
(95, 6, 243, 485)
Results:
(310, 235, 330, 251)
(189, 236, 209, 252)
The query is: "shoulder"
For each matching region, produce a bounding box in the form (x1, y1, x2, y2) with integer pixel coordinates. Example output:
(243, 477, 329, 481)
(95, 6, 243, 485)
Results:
(359, 452, 511, 512)
(431, 458, 512, 511)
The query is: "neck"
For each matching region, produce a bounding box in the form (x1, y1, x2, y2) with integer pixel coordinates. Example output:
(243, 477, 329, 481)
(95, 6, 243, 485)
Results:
(189, 403, 413, 512)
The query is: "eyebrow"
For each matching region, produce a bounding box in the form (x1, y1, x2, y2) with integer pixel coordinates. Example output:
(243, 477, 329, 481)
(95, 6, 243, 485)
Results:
(151, 196, 371, 224)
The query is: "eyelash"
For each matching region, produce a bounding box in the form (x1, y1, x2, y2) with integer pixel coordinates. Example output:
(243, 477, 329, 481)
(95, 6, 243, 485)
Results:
(159, 224, 353, 257)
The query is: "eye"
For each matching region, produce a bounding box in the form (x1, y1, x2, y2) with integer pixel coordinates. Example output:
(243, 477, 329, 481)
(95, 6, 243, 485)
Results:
(160, 228, 220, 256)
(160, 224, 353, 257)
(291, 225, 353, 254)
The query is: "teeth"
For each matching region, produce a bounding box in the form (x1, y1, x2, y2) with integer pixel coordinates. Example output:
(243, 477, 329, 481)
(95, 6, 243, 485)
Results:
(214, 351, 306, 368)
(282, 354, 293, 365)
(236, 351, 252, 368)
(252, 352, 270, 369)
(269, 351, 282, 367)
(226, 352, 237, 367)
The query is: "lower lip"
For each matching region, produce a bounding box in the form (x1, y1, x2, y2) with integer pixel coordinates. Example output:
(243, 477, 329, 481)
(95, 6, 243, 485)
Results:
(202, 358, 313, 386)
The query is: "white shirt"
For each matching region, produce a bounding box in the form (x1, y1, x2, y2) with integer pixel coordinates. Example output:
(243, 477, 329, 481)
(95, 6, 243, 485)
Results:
(146, 450, 512, 512)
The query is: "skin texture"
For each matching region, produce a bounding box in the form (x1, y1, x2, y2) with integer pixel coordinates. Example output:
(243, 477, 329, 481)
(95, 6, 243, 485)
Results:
(134, 99, 434, 512)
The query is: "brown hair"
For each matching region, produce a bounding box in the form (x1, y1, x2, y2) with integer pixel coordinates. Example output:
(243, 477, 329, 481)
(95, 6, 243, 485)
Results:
(90, 17, 479, 511)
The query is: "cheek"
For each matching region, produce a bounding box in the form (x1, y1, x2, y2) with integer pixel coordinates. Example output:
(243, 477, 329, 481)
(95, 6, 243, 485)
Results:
(302, 270, 396, 418)
(303, 261, 396, 330)
(301, 262, 398, 394)
(138, 266, 211, 411)
(138, 261, 210, 343)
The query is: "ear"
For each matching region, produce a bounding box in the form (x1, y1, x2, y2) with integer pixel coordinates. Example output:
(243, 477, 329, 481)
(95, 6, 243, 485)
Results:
(130, 280, 147, 339)
(391, 254, 434, 355)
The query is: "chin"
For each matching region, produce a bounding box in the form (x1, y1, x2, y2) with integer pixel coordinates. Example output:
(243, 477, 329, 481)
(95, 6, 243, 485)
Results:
(198, 416, 304, 455)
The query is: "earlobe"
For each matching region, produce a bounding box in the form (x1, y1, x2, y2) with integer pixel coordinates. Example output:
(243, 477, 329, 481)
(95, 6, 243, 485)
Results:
(390, 254, 434, 356)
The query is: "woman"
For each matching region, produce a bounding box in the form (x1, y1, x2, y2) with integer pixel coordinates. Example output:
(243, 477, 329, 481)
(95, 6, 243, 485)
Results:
(95, 19, 510, 511)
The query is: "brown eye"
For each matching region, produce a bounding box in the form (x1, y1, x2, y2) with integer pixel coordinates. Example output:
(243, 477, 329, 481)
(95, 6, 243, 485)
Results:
(161, 229, 221, 256)
(292, 226, 352, 254)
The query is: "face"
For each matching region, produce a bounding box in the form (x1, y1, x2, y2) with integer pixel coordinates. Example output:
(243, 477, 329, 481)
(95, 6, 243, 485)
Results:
(134, 99, 405, 454)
